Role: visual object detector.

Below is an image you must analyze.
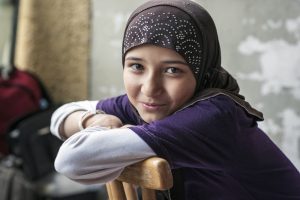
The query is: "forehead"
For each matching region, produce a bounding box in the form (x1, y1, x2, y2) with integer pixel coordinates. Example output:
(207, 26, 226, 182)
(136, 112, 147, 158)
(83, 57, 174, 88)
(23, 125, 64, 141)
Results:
(125, 44, 187, 62)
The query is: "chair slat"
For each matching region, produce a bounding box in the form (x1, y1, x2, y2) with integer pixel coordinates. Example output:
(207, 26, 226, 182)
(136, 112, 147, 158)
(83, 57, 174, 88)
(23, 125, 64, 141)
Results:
(107, 180, 127, 200)
(117, 157, 173, 190)
(123, 182, 138, 200)
(106, 157, 173, 200)
(141, 188, 156, 200)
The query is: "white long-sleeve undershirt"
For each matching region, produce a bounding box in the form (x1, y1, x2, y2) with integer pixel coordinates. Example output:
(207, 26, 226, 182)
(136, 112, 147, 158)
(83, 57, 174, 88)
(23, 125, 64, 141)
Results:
(50, 101, 156, 184)
(50, 100, 99, 139)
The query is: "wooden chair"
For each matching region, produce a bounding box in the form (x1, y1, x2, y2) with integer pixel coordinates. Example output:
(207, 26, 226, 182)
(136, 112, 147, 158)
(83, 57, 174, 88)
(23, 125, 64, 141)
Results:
(106, 157, 173, 200)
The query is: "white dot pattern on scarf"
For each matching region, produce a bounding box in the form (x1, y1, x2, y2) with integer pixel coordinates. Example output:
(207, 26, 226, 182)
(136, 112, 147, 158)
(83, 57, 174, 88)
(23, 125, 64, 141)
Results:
(123, 11, 202, 74)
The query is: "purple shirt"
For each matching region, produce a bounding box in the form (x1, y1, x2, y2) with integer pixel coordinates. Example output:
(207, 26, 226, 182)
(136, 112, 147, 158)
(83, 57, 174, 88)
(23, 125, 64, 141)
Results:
(97, 94, 300, 199)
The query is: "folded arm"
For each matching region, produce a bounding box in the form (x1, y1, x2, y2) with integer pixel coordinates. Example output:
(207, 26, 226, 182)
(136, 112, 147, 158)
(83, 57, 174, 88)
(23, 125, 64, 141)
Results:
(51, 101, 156, 184)
(54, 126, 156, 184)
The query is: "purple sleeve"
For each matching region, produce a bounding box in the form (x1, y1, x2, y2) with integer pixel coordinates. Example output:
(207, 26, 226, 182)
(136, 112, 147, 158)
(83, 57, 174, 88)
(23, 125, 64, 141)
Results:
(129, 95, 239, 169)
(129, 95, 296, 173)
(96, 95, 300, 195)
(96, 94, 140, 125)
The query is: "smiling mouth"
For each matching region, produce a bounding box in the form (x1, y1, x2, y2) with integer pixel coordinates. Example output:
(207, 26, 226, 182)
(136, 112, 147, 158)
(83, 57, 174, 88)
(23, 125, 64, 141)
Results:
(141, 102, 165, 110)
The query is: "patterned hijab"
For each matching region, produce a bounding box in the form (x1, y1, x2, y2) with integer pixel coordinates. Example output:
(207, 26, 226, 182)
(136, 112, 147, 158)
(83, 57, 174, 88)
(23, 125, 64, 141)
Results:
(122, 0, 263, 121)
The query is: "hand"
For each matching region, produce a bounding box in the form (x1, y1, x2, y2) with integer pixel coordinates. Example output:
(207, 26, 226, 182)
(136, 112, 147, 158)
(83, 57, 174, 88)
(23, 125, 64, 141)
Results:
(84, 113, 123, 129)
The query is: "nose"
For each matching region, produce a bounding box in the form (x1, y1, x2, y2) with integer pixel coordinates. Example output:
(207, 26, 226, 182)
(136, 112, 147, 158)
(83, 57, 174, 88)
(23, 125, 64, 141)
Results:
(141, 73, 163, 97)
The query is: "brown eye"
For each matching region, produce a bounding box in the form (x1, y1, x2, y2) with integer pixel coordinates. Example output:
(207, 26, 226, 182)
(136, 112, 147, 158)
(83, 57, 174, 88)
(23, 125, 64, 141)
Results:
(165, 67, 182, 74)
(128, 63, 144, 72)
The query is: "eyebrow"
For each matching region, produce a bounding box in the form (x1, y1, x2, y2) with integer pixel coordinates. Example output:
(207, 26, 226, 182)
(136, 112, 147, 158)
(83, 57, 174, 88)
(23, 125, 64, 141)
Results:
(125, 57, 143, 61)
(162, 60, 189, 66)
(125, 57, 189, 66)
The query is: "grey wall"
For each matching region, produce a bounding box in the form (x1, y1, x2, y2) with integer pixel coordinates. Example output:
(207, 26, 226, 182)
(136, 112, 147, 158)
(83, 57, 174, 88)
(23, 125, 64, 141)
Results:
(91, 0, 300, 170)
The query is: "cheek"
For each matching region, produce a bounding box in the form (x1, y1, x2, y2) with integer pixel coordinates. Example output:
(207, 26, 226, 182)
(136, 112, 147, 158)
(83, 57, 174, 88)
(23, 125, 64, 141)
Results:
(123, 71, 138, 98)
(168, 79, 196, 106)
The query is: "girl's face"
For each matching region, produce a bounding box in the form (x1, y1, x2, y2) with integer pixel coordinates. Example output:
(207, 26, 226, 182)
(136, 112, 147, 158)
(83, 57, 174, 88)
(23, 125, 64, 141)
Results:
(123, 44, 196, 123)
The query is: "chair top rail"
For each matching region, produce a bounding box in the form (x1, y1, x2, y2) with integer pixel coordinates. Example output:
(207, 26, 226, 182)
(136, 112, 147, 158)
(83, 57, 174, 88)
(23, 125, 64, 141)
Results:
(117, 157, 173, 190)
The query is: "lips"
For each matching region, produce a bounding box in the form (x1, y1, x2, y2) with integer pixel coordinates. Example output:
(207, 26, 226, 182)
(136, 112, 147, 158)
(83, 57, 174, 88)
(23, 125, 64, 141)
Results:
(141, 102, 165, 111)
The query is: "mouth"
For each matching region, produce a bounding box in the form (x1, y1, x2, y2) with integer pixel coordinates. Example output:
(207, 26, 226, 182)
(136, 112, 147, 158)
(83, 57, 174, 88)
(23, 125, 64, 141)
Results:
(141, 102, 165, 111)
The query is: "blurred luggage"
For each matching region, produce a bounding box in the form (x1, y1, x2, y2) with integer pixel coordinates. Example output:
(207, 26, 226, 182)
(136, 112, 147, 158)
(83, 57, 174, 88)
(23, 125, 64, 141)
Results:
(0, 0, 51, 155)
(0, 67, 52, 155)
(7, 107, 61, 181)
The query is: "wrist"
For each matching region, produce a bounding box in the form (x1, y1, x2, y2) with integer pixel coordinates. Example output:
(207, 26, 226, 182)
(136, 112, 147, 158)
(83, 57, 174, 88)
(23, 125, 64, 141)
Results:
(78, 110, 105, 130)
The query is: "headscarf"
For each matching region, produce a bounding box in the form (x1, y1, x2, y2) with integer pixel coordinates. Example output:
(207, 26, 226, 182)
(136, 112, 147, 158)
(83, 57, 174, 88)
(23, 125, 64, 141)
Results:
(122, 0, 263, 121)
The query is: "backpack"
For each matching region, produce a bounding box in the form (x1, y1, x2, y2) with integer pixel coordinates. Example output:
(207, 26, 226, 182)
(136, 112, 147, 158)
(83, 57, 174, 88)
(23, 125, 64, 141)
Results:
(4, 108, 104, 200)
(0, 67, 52, 155)
(0, 0, 52, 155)
(7, 107, 61, 181)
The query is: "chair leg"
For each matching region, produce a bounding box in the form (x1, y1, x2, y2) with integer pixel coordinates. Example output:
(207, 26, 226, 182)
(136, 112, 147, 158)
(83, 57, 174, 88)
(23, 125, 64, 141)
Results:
(106, 183, 113, 200)
(107, 180, 127, 200)
(141, 188, 156, 200)
(123, 182, 138, 200)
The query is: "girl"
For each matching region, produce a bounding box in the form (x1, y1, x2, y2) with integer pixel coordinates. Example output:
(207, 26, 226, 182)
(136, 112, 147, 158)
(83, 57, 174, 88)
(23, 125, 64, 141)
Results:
(51, 0, 300, 199)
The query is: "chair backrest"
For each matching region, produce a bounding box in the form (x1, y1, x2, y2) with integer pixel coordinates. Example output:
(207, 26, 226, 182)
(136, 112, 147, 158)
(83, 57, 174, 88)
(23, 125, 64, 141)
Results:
(106, 157, 173, 200)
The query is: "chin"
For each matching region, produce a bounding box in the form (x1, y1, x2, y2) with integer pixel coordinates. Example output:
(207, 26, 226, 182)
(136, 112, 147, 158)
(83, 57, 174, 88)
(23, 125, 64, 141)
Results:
(141, 115, 166, 123)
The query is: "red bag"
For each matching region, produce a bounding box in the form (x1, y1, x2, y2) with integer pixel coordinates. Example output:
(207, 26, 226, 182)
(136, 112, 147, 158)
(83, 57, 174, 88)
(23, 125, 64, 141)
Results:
(0, 68, 50, 155)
